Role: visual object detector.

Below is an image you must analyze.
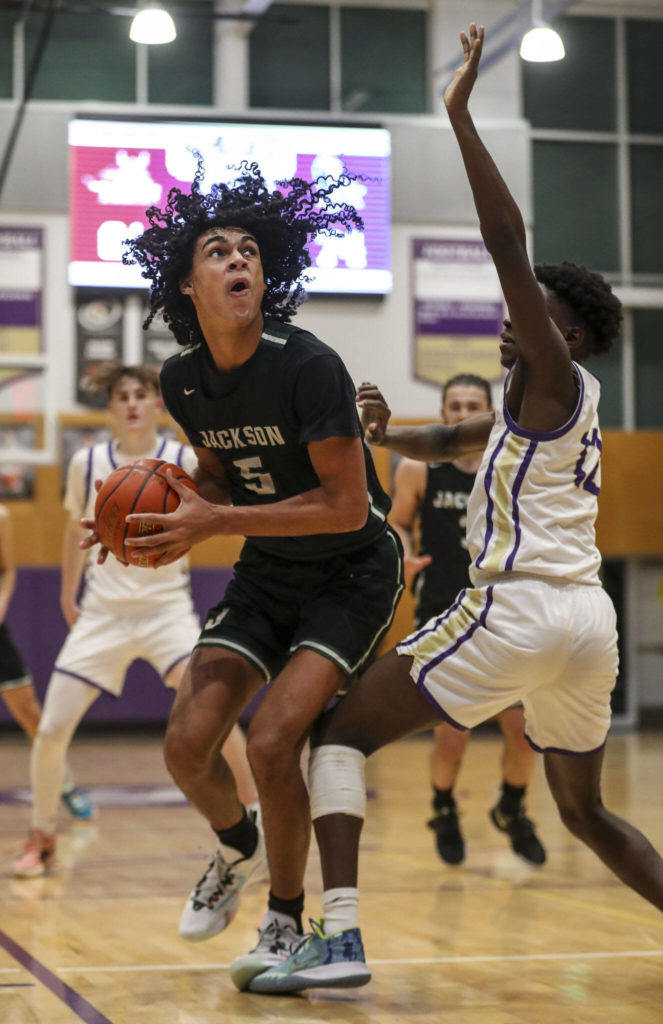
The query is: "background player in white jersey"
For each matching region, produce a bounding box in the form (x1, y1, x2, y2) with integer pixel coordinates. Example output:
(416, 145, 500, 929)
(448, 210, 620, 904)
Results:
(109, 159, 402, 988)
(0, 504, 92, 821)
(248, 24, 663, 994)
(392, 373, 545, 867)
(12, 363, 255, 877)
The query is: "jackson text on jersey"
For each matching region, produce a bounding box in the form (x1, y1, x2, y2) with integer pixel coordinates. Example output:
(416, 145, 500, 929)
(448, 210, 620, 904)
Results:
(199, 425, 286, 451)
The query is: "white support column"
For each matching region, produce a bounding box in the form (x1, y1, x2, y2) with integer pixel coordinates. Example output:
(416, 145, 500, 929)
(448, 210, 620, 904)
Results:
(213, 0, 253, 112)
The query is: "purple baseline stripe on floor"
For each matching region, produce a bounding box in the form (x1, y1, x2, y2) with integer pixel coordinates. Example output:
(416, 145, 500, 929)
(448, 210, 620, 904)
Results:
(0, 930, 114, 1024)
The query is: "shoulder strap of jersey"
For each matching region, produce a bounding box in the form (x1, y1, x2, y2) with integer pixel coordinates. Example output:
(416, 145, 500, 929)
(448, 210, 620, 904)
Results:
(261, 319, 301, 350)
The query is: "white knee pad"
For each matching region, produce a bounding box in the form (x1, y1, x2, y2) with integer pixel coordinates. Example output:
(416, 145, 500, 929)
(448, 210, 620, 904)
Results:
(308, 744, 366, 820)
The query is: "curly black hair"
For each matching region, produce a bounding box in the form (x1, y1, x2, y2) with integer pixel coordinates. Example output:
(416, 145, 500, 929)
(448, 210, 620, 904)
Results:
(534, 261, 622, 355)
(124, 158, 364, 346)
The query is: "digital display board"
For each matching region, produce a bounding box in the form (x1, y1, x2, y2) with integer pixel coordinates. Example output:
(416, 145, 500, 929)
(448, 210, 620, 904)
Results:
(68, 117, 392, 295)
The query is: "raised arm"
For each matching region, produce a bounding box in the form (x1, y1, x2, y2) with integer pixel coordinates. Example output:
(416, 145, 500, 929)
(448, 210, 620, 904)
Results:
(444, 25, 577, 427)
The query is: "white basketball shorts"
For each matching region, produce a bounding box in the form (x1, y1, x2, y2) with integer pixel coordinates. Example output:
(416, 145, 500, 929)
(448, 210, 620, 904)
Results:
(396, 576, 618, 754)
(54, 600, 200, 697)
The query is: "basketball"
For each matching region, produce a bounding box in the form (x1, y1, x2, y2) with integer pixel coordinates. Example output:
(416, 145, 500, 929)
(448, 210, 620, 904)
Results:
(94, 458, 198, 568)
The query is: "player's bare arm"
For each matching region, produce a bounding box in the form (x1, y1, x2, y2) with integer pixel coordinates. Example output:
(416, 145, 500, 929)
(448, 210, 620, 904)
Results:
(390, 458, 432, 585)
(357, 382, 493, 461)
(60, 518, 88, 627)
(79, 479, 111, 563)
(124, 434, 369, 565)
(444, 24, 577, 431)
(0, 506, 16, 623)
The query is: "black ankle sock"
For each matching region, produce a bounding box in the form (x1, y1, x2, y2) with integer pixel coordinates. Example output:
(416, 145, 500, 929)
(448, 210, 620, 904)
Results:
(498, 782, 526, 818)
(432, 787, 455, 812)
(214, 809, 258, 859)
(268, 890, 304, 933)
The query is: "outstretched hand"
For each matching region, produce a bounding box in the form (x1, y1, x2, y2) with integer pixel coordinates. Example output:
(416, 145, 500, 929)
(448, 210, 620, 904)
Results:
(356, 382, 391, 446)
(443, 23, 484, 115)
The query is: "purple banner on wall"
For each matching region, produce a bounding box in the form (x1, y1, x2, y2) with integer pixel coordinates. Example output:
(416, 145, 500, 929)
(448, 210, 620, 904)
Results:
(0, 226, 43, 355)
(412, 235, 504, 388)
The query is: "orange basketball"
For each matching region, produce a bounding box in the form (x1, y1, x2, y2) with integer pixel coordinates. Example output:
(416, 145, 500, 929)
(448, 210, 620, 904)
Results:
(94, 458, 198, 568)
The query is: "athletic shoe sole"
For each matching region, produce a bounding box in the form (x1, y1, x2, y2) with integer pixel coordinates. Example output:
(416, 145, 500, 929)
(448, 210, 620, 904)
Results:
(249, 962, 371, 993)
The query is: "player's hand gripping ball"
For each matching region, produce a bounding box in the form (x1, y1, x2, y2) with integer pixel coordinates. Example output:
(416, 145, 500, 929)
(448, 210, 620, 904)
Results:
(94, 458, 199, 568)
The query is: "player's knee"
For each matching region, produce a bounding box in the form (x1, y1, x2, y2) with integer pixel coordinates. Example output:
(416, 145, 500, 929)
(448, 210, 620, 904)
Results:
(309, 744, 366, 820)
(246, 727, 294, 783)
(555, 796, 601, 840)
(34, 717, 68, 747)
(434, 726, 467, 761)
(163, 724, 208, 781)
(312, 708, 376, 756)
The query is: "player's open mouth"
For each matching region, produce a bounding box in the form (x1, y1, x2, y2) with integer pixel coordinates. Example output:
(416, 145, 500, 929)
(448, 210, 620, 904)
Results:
(230, 280, 249, 294)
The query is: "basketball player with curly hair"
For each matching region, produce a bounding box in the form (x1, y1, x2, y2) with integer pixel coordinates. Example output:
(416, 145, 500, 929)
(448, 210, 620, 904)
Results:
(246, 25, 663, 994)
(103, 160, 403, 986)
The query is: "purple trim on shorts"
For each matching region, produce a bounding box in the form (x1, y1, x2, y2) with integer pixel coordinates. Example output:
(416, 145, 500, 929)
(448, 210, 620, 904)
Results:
(0, 929, 114, 1024)
(504, 440, 537, 571)
(84, 447, 94, 506)
(526, 734, 607, 756)
(416, 585, 494, 694)
(398, 589, 467, 648)
(414, 682, 469, 731)
(503, 362, 586, 441)
(474, 431, 508, 570)
(52, 667, 119, 699)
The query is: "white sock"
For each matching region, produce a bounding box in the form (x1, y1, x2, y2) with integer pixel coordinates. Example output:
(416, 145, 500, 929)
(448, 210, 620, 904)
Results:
(322, 887, 359, 935)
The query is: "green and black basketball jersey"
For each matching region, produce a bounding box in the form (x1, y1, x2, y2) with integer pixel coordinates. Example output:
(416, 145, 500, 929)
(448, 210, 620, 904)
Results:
(160, 318, 391, 561)
(414, 461, 475, 624)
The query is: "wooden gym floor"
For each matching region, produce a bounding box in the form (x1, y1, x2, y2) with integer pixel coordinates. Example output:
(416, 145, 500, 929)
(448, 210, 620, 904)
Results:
(0, 726, 661, 1024)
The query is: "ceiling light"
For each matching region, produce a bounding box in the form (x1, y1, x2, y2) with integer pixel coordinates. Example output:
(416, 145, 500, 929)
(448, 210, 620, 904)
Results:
(129, 7, 177, 45)
(520, 23, 565, 62)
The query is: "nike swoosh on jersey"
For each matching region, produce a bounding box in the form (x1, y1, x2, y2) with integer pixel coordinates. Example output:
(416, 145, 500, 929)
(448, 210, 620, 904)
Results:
(184, 387, 195, 395)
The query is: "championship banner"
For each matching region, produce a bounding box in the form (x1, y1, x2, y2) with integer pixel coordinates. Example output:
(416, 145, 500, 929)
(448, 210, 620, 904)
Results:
(0, 226, 43, 355)
(412, 236, 504, 387)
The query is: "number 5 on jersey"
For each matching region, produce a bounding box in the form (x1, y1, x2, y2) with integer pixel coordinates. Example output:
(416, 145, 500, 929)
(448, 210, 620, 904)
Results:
(234, 456, 276, 496)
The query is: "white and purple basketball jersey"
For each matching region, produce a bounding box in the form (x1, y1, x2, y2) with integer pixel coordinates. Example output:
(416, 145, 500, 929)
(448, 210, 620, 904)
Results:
(64, 437, 197, 613)
(467, 363, 603, 586)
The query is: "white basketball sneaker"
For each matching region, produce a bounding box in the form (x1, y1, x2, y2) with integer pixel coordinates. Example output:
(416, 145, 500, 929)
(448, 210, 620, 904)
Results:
(230, 915, 302, 991)
(178, 807, 268, 942)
